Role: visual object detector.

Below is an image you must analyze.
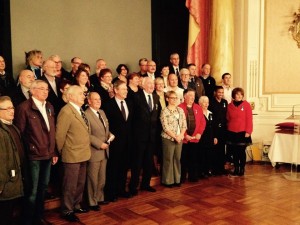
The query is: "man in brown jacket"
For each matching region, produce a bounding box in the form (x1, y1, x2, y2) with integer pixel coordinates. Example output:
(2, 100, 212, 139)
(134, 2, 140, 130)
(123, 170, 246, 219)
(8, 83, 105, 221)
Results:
(56, 85, 91, 223)
(14, 80, 57, 225)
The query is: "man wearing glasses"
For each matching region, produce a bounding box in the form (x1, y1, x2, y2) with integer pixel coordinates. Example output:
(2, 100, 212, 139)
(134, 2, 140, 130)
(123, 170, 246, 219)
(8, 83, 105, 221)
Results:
(0, 96, 24, 225)
(14, 80, 57, 225)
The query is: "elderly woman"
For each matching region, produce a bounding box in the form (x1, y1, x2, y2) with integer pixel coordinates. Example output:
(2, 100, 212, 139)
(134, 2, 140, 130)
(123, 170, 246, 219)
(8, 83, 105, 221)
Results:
(126, 72, 141, 101)
(178, 89, 206, 182)
(112, 64, 129, 84)
(160, 91, 186, 187)
(226, 87, 253, 176)
(198, 96, 218, 178)
(94, 68, 114, 109)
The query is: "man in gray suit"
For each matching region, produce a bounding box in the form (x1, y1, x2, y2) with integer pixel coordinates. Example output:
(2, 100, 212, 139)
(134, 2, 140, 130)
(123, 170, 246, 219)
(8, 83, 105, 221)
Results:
(85, 92, 114, 211)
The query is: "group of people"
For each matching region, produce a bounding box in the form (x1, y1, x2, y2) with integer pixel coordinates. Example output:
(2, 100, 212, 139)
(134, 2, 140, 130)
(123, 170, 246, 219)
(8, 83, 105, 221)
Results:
(0, 51, 253, 225)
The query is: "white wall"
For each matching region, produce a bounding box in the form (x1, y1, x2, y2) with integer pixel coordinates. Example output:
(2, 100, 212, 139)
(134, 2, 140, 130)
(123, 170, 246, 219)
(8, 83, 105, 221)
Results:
(10, 0, 151, 77)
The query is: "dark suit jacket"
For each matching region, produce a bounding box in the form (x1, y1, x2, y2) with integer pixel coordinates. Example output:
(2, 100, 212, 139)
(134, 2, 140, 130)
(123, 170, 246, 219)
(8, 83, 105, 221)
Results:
(102, 98, 133, 154)
(90, 74, 100, 87)
(9, 85, 29, 107)
(132, 90, 162, 143)
(94, 84, 112, 109)
(41, 75, 64, 117)
(169, 65, 180, 77)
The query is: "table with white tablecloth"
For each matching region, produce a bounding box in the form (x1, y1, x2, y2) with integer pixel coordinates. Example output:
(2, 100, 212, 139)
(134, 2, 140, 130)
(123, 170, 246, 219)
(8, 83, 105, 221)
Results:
(268, 133, 300, 164)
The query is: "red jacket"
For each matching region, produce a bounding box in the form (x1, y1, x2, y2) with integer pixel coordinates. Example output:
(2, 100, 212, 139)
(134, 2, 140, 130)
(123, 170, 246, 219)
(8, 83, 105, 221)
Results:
(178, 102, 206, 143)
(226, 100, 253, 134)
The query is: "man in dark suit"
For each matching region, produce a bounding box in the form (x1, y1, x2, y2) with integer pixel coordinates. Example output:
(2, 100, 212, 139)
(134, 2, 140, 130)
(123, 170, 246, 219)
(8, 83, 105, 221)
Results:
(56, 85, 91, 223)
(169, 53, 180, 78)
(14, 80, 57, 225)
(90, 59, 107, 87)
(129, 77, 162, 195)
(41, 59, 64, 117)
(62, 57, 82, 83)
(10, 69, 35, 107)
(200, 63, 216, 100)
(103, 80, 133, 202)
(85, 92, 113, 211)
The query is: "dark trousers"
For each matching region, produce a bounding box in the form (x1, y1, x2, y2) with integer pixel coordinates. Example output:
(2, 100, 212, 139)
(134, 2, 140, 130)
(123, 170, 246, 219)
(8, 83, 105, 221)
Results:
(198, 144, 213, 175)
(0, 198, 22, 225)
(231, 145, 247, 169)
(129, 141, 154, 190)
(104, 145, 129, 200)
(61, 162, 87, 214)
(181, 142, 199, 181)
(23, 159, 51, 225)
(211, 142, 226, 173)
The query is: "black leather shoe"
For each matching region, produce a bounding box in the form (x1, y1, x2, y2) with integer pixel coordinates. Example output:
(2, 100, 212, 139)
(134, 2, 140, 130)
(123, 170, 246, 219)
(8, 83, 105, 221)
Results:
(173, 183, 181, 187)
(118, 191, 132, 198)
(89, 205, 100, 211)
(74, 208, 89, 213)
(98, 201, 109, 205)
(162, 183, 173, 188)
(35, 218, 53, 225)
(141, 186, 156, 192)
(61, 212, 80, 222)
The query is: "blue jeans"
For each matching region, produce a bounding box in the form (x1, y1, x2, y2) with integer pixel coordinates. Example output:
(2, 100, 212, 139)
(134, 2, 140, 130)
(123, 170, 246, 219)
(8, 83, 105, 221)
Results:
(23, 159, 51, 224)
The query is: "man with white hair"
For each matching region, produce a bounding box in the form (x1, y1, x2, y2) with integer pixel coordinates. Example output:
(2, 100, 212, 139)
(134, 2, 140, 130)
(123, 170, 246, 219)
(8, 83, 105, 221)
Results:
(41, 59, 64, 116)
(56, 85, 91, 222)
(129, 77, 161, 195)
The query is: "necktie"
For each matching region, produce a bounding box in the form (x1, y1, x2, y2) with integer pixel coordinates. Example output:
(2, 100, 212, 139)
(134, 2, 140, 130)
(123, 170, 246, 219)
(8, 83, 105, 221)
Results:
(80, 108, 89, 128)
(148, 95, 153, 111)
(97, 111, 106, 129)
(120, 101, 126, 120)
(176, 68, 179, 77)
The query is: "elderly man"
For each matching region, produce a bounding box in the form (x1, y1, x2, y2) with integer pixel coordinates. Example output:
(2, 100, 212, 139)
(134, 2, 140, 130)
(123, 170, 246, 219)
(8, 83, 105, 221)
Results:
(48, 54, 69, 79)
(0, 56, 15, 96)
(143, 60, 157, 80)
(85, 92, 114, 210)
(10, 69, 35, 106)
(164, 73, 184, 106)
(178, 68, 191, 91)
(129, 77, 162, 195)
(62, 57, 82, 83)
(56, 85, 91, 222)
(41, 59, 64, 116)
(0, 96, 24, 225)
(90, 59, 107, 87)
(169, 53, 180, 78)
(137, 58, 148, 77)
(200, 63, 216, 100)
(14, 80, 57, 225)
(187, 63, 205, 102)
(103, 80, 133, 202)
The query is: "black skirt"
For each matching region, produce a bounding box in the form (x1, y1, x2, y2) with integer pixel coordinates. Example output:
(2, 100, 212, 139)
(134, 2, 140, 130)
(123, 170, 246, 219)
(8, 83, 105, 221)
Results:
(226, 131, 252, 146)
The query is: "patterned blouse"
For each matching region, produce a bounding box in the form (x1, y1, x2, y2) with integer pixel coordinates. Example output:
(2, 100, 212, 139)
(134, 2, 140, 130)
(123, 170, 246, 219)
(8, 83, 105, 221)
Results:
(160, 106, 187, 141)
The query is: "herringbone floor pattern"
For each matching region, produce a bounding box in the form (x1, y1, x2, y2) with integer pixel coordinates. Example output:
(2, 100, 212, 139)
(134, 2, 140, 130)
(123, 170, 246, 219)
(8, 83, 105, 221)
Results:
(45, 163, 300, 225)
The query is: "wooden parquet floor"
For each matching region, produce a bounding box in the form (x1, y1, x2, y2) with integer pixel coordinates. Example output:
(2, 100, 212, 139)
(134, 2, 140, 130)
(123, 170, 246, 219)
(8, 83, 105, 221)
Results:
(45, 163, 300, 225)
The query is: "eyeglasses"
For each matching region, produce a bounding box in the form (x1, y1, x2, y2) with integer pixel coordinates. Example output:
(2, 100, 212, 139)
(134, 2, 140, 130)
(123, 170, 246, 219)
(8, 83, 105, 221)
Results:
(0, 107, 15, 111)
(168, 97, 178, 100)
(34, 88, 50, 92)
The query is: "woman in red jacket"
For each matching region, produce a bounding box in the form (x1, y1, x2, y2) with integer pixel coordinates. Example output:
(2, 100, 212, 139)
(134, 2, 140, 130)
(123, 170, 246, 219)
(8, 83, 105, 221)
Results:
(178, 89, 206, 182)
(226, 87, 253, 176)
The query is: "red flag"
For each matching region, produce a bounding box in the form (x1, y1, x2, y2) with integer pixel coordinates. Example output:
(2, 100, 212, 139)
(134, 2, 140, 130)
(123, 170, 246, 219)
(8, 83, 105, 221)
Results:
(186, 0, 210, 75)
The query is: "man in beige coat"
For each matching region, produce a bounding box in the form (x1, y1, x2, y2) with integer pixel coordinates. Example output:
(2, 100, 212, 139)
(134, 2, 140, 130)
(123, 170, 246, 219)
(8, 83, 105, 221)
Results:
(56, 85, 91, 223)
(85, 92, 113, 211)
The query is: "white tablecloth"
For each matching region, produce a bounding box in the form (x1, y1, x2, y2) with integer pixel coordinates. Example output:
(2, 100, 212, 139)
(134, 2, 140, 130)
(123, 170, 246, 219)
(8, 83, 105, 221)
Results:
(268, 133, 300, 164)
